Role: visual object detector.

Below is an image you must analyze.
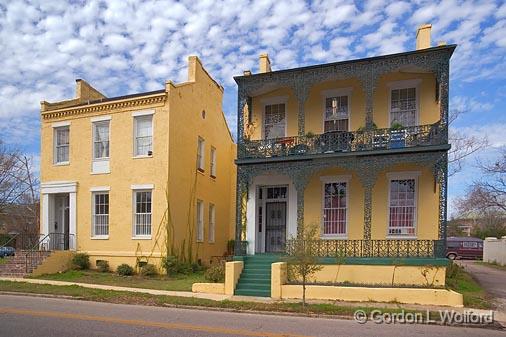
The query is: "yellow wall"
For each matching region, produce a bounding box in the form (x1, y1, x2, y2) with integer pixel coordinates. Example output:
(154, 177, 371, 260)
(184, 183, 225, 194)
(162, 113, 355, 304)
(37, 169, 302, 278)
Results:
(40, 56, 236, 271)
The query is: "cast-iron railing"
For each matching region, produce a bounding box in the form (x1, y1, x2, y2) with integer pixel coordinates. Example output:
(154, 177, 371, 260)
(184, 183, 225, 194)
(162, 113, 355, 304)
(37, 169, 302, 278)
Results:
(239, 122, 447, 159)
(0, 233, 43, 250)
(285, 239, 445, 258)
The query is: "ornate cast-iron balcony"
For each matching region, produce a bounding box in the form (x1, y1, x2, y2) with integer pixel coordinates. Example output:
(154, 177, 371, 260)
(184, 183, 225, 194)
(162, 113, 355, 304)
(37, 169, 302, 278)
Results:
(238, 121, 447, 160)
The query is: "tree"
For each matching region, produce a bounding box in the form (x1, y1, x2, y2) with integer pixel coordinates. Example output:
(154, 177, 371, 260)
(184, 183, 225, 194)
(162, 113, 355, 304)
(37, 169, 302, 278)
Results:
(285, 224, 323, 308)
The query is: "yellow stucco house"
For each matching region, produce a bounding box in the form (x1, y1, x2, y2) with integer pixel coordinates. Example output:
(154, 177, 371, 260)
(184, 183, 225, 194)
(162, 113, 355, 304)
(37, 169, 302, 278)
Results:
(226, 24, 459, 303)
(39, 56, 236, 270)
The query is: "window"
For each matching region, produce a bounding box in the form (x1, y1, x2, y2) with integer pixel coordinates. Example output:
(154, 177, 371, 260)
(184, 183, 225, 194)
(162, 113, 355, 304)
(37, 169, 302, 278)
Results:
(196, 200, 204, 242)
(322, 182, 347, 236)
(264, 103, 286, 139)
(388, 178, 417, 236)
(54, 126, 69, 163)
(197, 137, 205, 171)
(134, 115, 153, 156)
(210, 146, 216, 177)
(324, 96, 349, 132)
(208, 203, 215, 243)
(93, 121, 110, 159)
(92, 192, 109, 236)
(390, 87, 416, 127)
(134, 190, 152, 237)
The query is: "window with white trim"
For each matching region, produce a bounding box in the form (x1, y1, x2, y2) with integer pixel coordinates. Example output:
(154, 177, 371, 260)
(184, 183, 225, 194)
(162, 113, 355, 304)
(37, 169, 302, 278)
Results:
(93, 121, 110, 159)
(324, 96, 349, 132)
(54, 126, 70, 163)
(264, 103, 286, 139)
(390, 87, 416, 127)
(210, 146, 216, 177)
(208, 203, 215, 243)
(196, 199, 204, 242)
(92, 192, 109, 236)
(134, 115, 153, 156)
(197, 137, 205, 171)
(133, 190, 152, 236)
(322, 182, 347, 236)
(388, 178, 416, 236)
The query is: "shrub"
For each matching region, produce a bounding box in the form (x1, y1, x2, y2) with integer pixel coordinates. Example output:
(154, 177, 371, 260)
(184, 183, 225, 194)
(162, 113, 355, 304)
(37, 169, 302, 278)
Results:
(96, 260, 109, 273)
(117, 264, 134, 276)
(162, 256, 192, 276)
(204, 262, 225, 283)
(72, 253, 90, 270)
(140, 263, 157, 277)
(191, 262, 204, 273)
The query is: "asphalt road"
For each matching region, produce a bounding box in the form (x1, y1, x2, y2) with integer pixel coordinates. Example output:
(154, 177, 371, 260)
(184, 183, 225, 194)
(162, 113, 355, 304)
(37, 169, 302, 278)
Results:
(0, 294, 503, 337)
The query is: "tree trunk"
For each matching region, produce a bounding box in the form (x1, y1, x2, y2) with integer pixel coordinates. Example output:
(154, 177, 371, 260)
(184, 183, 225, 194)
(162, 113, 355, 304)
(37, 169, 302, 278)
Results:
(302, 275, 306, 308)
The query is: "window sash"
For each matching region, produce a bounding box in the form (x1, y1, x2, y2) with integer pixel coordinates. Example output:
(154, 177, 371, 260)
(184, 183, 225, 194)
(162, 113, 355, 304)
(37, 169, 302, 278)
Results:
(134, 190, 152, 236)
(322, 182, 347, 235)
(388, 179, 416, 236)
(264, 103, 286, 139)
(208, 203, 215, 243)
(196, 200, 204, 242)
(134, 116, 152, 156)
(93, 121, 110, 159)
(197, 137, 205, 170)
(390, 87, 416, 127)
(54, 127, 69, 163)
(92, 193, 109, 236)
(210, 147, 216, 177)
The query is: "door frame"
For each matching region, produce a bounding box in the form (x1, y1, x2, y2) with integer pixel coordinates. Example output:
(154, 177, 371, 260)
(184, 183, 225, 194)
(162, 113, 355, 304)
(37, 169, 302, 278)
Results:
(255, 185, 288, 253)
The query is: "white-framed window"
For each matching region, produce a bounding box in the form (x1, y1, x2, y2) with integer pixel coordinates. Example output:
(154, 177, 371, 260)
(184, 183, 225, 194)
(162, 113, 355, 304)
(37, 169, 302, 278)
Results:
(210, 146, 216, 177)
(324, 96, 349, 132)
(134, 115, 153, 156)
(92, 192, 109, 237)
(93, 121, 110, 160)
(322, 180, 348, 237)
(196, 199, 204, 242)
(133, 190, 152, 237)
(264, 103, 286, 139)
(208, 203, 215, 243)
(54, 126, 70, 164)
(388, 173, 418, 237)
(197, 137, 205, 171)
(389, 80, 420, 127)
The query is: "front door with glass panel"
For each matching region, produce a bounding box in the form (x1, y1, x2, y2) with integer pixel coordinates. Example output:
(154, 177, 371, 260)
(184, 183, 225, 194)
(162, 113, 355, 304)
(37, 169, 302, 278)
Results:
(265, 202, 286, 253)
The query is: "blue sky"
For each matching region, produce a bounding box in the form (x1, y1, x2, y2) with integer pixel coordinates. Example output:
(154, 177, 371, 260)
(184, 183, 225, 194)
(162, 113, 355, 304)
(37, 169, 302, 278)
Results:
(0, 0, 505, 214)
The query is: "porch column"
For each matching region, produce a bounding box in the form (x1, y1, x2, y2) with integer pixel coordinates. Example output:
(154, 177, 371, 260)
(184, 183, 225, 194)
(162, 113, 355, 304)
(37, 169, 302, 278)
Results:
(359, 70, 379, 130)
(237, 89, 248, 144)
(69, 192, 77, 250)
(41, 194, 49, 237)
(293, 76, 311, 136)
(234, 169, 248, 256)
(437, 62, 450, 126)
(291, 169, 311, 237)
(435, 153, 448, 257)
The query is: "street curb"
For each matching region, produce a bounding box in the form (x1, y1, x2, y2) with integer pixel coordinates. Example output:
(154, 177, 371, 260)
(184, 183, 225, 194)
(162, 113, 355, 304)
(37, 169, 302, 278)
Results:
(0, 290, 503, 330)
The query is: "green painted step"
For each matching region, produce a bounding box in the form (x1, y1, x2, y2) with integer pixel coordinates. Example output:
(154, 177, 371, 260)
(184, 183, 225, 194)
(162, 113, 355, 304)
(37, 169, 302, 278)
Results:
(236, 283, 271, 291)
(234, 255, 282, 298)
(234, 289, 271, 297)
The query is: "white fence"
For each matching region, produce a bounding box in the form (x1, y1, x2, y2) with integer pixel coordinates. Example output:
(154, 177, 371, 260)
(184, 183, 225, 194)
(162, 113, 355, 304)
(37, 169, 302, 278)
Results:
(483, 237, 506, 266)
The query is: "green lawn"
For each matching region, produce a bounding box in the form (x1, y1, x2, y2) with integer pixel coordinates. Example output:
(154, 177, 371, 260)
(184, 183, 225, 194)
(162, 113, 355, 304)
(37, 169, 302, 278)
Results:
(31, 270, 206, 292)
(0, 257, 6, 265)
(446, 262, 492, 309)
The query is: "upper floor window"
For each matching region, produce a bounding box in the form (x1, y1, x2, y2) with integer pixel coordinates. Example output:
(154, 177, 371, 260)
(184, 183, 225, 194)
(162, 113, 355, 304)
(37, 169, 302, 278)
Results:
(196, 199, 204, 242)
(388, 177, 417, 237)
(322, 181, 347, 237)
(54, 126, 70, 164)
(264, 103, 285, 139)
(210, 146, 216, 177)
(133, 189, 152, 237)
(197, 137, 205, 171)
(134, 115, 153, 156)
(390, 87, 417, 127)
(324, 96, 349, 132)
(93, 121, 110, 159)
(92, 192, 109, 237)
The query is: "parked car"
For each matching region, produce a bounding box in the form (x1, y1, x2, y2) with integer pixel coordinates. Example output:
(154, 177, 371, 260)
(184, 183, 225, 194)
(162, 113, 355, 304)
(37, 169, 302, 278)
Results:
(446, 237, 483, 260)
(0, 246, 15, 258)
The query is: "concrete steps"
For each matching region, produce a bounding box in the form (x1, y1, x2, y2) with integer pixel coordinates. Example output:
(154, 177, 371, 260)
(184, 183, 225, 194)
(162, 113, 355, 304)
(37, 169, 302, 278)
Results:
(234, 255, 281, 297)
(0, 250, 52, 277)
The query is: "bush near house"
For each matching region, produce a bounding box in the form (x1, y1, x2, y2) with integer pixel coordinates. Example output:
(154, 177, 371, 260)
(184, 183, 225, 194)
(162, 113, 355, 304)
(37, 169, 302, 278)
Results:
(204, 262, 225, 283)
(117, 264, 134, 276)
(71, 253, 90, 270)
(96, 260, 109, 273)
(140, 264, 157, 277)
(161, 256, 193, 276)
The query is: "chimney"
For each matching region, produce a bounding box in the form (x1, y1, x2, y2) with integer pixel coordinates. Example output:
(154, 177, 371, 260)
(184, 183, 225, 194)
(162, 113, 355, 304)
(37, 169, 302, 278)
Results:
(259, 53, 271, 73)
(416, 24, 432, 50)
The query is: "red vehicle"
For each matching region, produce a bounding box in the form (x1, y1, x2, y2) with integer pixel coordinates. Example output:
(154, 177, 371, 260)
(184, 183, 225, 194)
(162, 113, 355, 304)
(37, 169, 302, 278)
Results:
(446, 237, 483, 260)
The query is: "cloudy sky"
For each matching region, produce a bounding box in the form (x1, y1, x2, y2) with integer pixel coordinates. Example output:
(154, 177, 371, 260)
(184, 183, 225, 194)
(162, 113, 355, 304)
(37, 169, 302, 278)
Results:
(0, 0, 505, 213)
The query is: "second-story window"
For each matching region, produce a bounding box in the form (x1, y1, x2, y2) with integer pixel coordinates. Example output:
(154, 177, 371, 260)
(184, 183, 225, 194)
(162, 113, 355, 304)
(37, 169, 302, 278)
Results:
(264, 103, 285, 139)
(54, 126, 70, 164)
(197, 137, 205, 171)
(324, 96, 349, 132)
(93, 121, 110, 159)
(134, 115, 153, 156)
(390, 87, 416, 127)
(210, 146, 216, 177)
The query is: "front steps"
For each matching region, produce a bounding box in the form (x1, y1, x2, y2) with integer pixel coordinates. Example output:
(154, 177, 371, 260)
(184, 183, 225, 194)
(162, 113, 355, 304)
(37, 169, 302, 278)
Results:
(0, 250, 52, 277)
(234, 255, 280, 297)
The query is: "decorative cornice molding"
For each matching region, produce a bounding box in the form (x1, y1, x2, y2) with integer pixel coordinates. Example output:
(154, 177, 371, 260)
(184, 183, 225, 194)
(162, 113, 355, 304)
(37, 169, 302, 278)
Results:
(41, 93, 166, 120)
